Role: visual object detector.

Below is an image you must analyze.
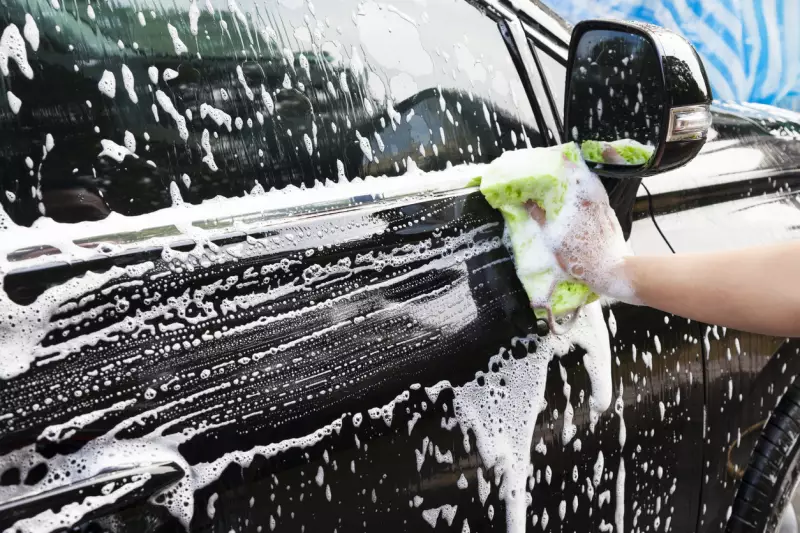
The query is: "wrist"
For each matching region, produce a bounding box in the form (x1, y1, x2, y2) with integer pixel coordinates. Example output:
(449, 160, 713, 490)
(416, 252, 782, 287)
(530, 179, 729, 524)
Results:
(599, 256, 642, 306)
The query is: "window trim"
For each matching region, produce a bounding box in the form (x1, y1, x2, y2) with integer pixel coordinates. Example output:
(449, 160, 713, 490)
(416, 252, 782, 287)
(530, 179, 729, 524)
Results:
(527, 37, 567, 139)
(475, 0, 563, 146)
(479, 0, 567, 146)
(509, 18, 562, 145)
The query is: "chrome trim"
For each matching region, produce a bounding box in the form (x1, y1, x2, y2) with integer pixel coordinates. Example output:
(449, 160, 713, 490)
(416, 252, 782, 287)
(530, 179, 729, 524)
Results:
(522, 20, 568, 61)
(507, 0, 572, 43)
(6, 184, 480, 274)
(478, 0, 517, 20)
(0, 462, 184, 519)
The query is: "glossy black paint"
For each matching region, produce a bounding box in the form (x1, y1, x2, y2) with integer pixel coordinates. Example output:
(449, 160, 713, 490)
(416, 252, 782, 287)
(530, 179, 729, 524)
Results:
(1, 1, 800, 533)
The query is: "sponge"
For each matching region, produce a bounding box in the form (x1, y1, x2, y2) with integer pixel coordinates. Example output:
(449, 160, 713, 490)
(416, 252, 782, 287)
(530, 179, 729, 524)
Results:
(478, 143, 597, 318)
(581, 139, 655, 165)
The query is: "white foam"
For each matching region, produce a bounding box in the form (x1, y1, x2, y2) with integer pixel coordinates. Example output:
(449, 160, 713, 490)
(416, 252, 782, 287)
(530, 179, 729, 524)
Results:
(593, 450, 604, 487)
(23, 14, 39, 52)
(355, 130, 373, 161)
(7, 90, 21, 114)
(189, 0, 200, 35)
(38, 399, 137, 442)
(10, 473, 150, 532)
(236, 65, 254, 100)
(1, 24, 34, 79)
(97, 70, 116, 98)
(0, 147, 620, 529)
(451, 302, 612, 533)
(421, 508, 439, 527)
(98, 139, 137, 163)
(615, 379, 626, 447)
(167, 23, 188, 55)
(642, 351, 653, 370)
(156, 90, 189, 141)
(0, 261, 152, 379)
(201, 129, 217, 171)
(207, 493, 218, 518)
(477, 467, 490, 505)
(200, 103, 233, 132)
(615, 460, 626, 533)
(123, 130, 136, 153)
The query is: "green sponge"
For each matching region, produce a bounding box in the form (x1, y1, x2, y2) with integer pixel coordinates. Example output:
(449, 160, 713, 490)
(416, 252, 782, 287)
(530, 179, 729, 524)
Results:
(478, 143, 597, 317)
(581, 139, 655, 165)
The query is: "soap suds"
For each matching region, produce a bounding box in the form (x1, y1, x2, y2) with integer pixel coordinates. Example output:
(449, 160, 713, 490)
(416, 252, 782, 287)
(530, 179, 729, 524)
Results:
(1, 24, 34, 79)
(615, 460, 626, 533)
(97, 70, 116, 98)
(123, 131, 136, 153)
(167, 23, 188, 55)
(189, 0, 201, 35)
(121, 65, 138, 103)
(23, 14, 40, 52)
(200, 103, 233, 132)
(155, 90, 189, 141)
(451, 302, 612, 533)
(7, 90, 21, 114)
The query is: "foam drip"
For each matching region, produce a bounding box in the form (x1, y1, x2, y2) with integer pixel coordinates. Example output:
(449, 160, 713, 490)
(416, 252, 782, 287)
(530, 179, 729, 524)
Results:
(451, 302, 612, 533)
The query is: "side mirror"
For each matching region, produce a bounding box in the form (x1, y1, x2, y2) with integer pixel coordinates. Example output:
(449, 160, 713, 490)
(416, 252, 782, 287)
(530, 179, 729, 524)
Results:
(564, 20, 713, 178)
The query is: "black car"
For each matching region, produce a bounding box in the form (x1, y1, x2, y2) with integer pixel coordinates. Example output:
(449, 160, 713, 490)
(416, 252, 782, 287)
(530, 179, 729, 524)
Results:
(1, 1, 800, 533)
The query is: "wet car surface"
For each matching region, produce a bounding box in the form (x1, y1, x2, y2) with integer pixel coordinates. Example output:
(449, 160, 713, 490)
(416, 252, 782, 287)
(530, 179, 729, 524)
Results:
(1, 1, 800, 532)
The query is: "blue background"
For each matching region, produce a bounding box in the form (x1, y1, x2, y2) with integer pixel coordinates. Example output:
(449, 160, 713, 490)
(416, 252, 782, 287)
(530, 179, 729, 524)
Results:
(543, 0, 800, 111)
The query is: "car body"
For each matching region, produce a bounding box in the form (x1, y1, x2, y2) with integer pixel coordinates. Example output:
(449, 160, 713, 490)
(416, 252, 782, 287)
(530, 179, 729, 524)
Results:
(0, 0, 799, 532)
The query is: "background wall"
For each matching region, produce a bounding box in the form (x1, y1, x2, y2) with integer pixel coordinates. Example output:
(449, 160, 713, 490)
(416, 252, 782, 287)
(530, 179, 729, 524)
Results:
(543, 0, 800, 111)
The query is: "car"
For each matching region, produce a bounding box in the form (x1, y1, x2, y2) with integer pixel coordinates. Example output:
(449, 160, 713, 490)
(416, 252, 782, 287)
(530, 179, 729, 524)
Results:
(1, 0, 799, 532)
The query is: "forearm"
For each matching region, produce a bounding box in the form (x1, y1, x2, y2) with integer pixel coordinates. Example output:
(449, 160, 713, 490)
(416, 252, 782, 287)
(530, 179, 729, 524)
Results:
(622, 243, 800, 337)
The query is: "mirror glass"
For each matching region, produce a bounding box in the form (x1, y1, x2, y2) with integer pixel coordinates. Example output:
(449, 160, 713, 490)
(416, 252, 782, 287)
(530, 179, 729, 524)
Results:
(567, 29, 665, 167)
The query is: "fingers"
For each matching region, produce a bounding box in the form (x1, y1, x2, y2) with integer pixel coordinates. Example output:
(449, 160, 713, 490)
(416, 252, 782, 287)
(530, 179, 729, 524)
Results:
(556, 251, 586, 281)
(602, 145, 627, 165)
(525, 200, 547, 226)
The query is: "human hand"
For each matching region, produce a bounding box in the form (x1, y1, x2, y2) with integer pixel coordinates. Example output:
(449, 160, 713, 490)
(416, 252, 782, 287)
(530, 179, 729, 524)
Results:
(525, 173, 639, 305)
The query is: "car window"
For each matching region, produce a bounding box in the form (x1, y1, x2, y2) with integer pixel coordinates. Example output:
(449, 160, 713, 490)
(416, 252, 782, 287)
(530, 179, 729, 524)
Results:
(0, 0, 542, 225)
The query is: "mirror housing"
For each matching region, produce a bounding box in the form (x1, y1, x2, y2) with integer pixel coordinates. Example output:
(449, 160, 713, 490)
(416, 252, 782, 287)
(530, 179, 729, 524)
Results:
(564, 19, 713, 178)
